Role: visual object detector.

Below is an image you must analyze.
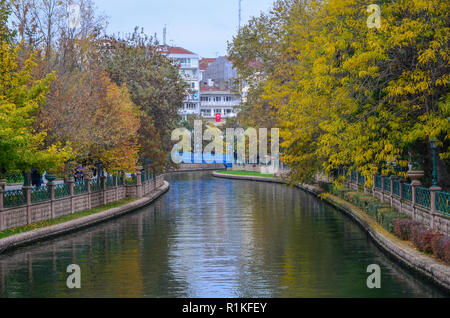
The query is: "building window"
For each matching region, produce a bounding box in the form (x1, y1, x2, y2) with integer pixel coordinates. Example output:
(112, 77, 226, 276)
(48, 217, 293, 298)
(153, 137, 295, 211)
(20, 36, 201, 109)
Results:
(186, 103, 196, 110)
(214, 97, 221, 102)
(178, 58, 190, 65)
(201, 96, 210, 102)
(201, 109, 212, 116)
(214, 109, 222, 114)
(225, 96, 233, 102)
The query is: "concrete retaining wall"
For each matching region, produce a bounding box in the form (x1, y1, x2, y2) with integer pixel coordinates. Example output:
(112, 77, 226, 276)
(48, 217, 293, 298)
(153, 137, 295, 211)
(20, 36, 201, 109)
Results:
(173, 164, 225, 172)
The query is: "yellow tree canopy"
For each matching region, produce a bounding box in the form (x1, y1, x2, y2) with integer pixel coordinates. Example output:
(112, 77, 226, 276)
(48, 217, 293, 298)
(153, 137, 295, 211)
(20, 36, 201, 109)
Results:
(251, 0, 449, 185)
(0, 32, 72, 174)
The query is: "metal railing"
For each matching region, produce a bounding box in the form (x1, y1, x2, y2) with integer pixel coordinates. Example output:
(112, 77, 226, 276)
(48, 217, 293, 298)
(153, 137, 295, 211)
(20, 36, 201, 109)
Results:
(436, 191, 449, 216)
(74, 180, 88, 195)
(55, 183, 71, 199)
(415, 186, 431, 209)
(402, 183, 412, 202)
(5, 172, 24, 184)
(31, 186, 50, 203)
(393, 179, 400, 197)
(90, 179, 102, 192)
(384, 176, 391, 193)
(375, 175, 382, 189)
(106, 176, 115, 188)
(4, 189, 26, 208)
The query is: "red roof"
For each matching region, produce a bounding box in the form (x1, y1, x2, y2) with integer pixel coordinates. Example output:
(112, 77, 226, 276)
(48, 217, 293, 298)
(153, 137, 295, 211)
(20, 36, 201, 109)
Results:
(160, 46, 196, 55)
(200, 85, 230, 93)
(199, 58, 217, 70)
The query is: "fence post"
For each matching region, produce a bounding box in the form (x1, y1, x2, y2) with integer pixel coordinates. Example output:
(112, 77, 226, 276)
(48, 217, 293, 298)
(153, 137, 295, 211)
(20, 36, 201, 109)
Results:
(67, 180, 75, 214)
(0, 179, 5, 191)
(0, 187, 3, 212)
(85, 177, 92, 210)
(48, 182, 55, 219)
(411, 180, 421, 221)
(136, 167, 143, 199)
(0, 187, 4, 230)
(429, 186, 442, 231)
(114, 175, 119, 202)
(381, 175, 386, 202)
(390, 176, 396, 207)
(23, 185, 32, 224)
(101, 176, 107, 205)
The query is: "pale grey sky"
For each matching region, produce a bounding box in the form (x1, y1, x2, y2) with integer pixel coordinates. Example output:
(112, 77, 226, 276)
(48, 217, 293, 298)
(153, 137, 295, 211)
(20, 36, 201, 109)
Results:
(95, 0, 275, 58)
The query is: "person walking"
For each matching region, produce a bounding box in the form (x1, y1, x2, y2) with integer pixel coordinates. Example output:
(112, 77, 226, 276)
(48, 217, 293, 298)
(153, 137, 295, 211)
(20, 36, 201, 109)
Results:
(31, 168, 42, 188)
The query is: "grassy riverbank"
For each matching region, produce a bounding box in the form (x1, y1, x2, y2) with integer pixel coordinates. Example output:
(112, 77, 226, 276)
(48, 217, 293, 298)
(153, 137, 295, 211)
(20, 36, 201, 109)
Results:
(217, 170, 274, 178)
(0, 198, 137, 240)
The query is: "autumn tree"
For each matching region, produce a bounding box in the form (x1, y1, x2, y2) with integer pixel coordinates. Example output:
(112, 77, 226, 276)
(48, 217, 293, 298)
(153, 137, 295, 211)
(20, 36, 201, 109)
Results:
(231, 0, 449, 188)
(103, 29, 188, 172)
(0, 0, 71, 175)
(8, 0, 141, 174)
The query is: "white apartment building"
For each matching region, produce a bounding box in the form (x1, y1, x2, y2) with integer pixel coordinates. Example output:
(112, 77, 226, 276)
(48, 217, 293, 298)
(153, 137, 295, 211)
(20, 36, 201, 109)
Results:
(159, 46, 201, 120)
(200, 82, 240, 121)
(159, 48, 242, 122)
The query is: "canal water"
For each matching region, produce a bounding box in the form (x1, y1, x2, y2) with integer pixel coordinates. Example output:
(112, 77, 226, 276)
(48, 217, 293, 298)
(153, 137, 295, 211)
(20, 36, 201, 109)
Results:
(0, 172, 447, 297)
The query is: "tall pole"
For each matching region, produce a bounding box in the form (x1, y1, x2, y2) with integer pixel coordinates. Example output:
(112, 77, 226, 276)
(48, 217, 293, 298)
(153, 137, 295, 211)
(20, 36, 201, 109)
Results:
(163, 25, 167, 46)
(239, 0, 242, 31)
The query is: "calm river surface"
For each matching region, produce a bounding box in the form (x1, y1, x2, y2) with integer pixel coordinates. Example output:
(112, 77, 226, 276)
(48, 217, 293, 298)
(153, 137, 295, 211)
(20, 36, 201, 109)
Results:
(0, 172, 448, 298)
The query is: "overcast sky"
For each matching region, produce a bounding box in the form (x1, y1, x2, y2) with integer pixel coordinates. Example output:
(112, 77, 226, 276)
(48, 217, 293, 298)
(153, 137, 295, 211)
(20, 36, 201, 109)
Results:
(94, 0, 275, 58)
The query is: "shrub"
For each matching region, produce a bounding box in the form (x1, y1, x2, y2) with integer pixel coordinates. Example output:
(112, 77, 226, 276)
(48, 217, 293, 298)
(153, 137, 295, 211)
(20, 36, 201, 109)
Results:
(355, 195, 378, 210)
(376, 208, 408, 233)
(331, 187, 353, 199)
(345, 191, 358, 202)
(366, 201, 391, 218)
(320, 182, 333, 192)
(431, 236, 450, 264)
(393, 219, 421, 241)
(410, 224, 441, 253)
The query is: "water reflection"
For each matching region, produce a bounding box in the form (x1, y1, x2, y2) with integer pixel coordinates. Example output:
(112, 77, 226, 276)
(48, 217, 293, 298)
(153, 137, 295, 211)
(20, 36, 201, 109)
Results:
(0, 172, 447, 297)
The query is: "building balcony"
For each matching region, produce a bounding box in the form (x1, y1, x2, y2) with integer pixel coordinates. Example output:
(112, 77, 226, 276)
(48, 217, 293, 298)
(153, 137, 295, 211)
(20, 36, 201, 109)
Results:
(178, 109, 198, 115)
(200, 101, 240, 107)
(200, 112, 237, 119)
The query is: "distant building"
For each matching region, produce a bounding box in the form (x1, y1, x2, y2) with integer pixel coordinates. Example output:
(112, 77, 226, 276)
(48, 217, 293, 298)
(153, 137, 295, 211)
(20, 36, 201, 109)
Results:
(200, 82, 240, 121)
(158, 48, 242, 122)
(202, 56, 238, 89)
(159, 46, 201, 120)
(199, 58, 216, 82)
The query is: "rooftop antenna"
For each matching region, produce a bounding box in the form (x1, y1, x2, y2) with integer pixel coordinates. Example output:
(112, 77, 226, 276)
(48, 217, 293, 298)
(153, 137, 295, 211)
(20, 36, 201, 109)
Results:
(163, 25, 167, 46)
(238, 0, 242, 31)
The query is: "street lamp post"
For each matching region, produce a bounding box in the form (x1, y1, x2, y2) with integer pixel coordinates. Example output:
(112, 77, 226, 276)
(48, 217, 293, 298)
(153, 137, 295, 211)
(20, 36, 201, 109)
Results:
(431, 137, 438, 187)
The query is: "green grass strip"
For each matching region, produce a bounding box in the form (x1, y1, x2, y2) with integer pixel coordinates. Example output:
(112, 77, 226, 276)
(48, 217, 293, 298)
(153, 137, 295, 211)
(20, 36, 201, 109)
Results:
(217, 170, 274, 178)
(0, 198, 137, 240)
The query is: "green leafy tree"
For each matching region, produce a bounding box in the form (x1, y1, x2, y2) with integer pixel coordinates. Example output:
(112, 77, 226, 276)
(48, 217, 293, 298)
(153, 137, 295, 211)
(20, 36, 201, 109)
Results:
(0, 0, 72, 175)
(103, 29, 188, 171)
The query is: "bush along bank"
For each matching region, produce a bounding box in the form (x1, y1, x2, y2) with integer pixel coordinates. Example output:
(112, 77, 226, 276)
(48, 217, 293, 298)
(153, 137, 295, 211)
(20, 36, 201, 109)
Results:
(323, 184, 450, 266)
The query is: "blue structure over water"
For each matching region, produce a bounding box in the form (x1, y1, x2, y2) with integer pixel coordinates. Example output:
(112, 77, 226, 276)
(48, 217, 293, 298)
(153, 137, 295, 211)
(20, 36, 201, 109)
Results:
(176, 152, 233, 168)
